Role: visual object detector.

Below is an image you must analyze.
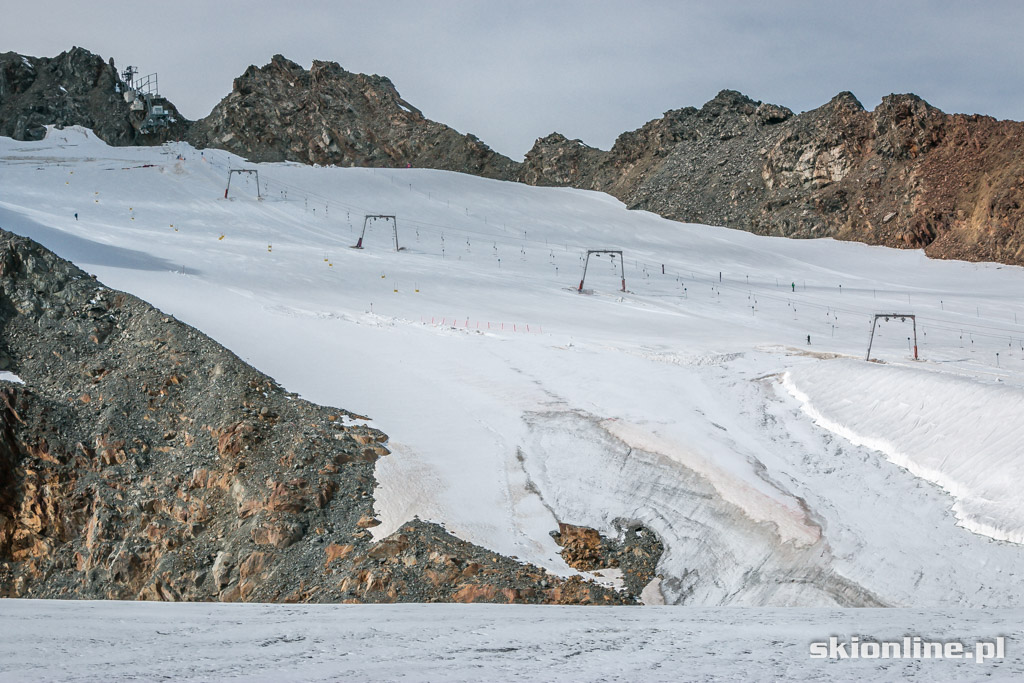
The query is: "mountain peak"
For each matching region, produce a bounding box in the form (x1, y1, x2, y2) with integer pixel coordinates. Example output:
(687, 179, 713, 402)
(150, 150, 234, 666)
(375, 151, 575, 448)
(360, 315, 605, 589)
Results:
(828, 91, 865, 112)
(702, 89, 760, 115)
(188, 56, 516, 177)
(0, 48, 186, 144)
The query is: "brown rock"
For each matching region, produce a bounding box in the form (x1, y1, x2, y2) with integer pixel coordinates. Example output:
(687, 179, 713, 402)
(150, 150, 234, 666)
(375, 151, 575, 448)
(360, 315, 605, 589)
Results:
(366, 535, 410, 560)
(451, 583, 498, 603)
(356, 514, 381, 529)
(266, 480, 310, 514)
(423, 567, 461, 587)
(252, 521, 305, 549)
(324, 543, 354, 566)
(547, 576, 599, 605)
(214, 422, 254, 459)
(554, 522, 608, 571)
(238, 552, 273, 581)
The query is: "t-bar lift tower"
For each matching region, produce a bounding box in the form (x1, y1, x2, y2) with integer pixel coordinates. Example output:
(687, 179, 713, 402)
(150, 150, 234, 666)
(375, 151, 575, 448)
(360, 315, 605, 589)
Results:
(225, 169, 261, 199)
(353, 215, 400, 251)
(866, 313, 918, 361)
(578, 250, 625, 293)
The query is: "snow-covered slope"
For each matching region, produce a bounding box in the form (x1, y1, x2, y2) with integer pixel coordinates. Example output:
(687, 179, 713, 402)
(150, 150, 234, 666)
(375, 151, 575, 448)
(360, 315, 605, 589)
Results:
(2, 126, 1024, 607)
(785, 360, 1024, 544)
(2, 600, 1022, 682)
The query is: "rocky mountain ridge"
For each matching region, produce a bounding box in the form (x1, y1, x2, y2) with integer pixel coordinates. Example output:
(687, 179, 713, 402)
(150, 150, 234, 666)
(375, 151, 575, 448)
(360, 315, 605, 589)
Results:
(5, 47, 1024, 266)
(186, 55, 517, 178)
(521, 89, 1024, 265)
(2, 48, 515, 178)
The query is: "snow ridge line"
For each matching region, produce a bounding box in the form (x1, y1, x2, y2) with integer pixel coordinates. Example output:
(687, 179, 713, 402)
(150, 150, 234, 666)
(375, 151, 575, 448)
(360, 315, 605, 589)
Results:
(780, 370, 1024, 545)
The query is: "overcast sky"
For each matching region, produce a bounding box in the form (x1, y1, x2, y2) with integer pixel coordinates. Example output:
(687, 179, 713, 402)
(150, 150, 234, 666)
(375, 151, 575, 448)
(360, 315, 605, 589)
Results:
(4, 1, 1024, 159)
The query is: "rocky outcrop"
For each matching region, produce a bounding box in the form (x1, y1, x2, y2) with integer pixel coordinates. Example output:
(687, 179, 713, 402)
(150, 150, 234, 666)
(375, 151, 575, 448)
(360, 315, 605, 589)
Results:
(0, 48, 186, 144)
(0, 229, 629, 604)
(521, 89, 1024, 265)
(551, 521, 663, 596)
(187, 55, 518, 179)
(520, 133, 606, 187)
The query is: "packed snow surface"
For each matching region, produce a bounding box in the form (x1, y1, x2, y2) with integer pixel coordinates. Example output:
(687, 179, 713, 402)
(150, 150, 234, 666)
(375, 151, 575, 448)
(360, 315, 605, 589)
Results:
(2, 127, 1024, 607)
(784, 360, 1024, 544)
(1, 600, 1022, 682)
